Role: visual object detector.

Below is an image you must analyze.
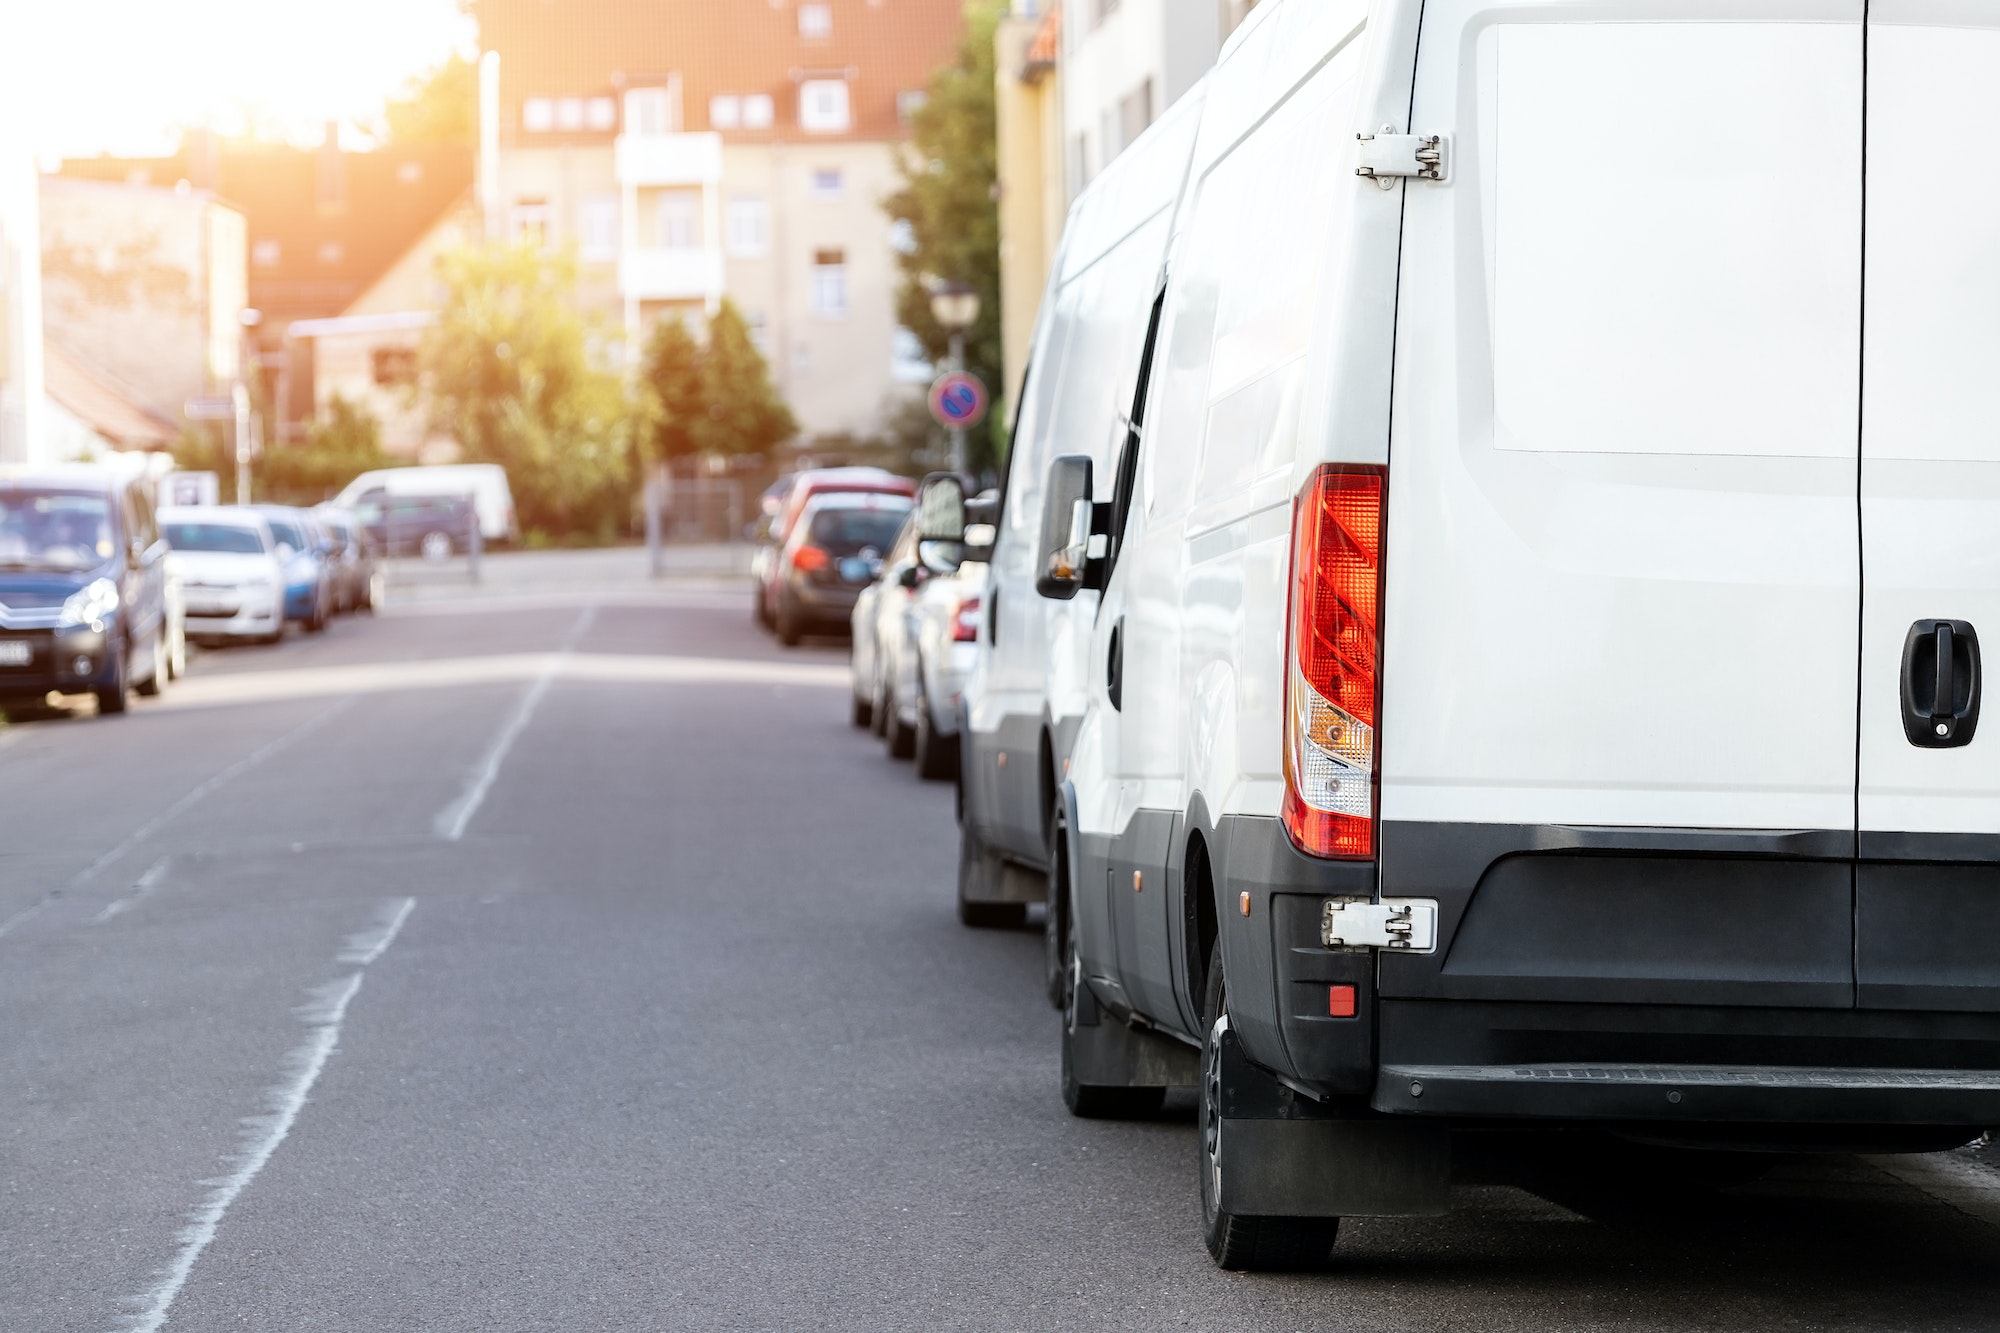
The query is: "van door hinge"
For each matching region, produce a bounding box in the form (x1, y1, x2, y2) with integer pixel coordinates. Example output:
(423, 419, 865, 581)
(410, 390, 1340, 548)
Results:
(1355, 129, 1449, 187)
(1321, 898, 1440, 953)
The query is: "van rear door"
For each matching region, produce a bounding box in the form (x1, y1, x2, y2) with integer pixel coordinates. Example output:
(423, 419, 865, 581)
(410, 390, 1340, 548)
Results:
(1857, 3, 2000, 1009)
(1379, 4, 1865, 1006)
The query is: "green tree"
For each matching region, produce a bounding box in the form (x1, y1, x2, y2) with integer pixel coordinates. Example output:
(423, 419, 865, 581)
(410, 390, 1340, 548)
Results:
(697, 302, 797, 458)
(421, 242, 632, 540)
(883, 0, 1005, 469)
(636, 314, 705, 465)
(384, 53, 477, 146)
(257, 395, 395, 505)
(636, 301, 797, 465)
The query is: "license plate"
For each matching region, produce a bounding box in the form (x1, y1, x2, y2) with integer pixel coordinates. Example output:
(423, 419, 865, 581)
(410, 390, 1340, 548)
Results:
(0, 641, 31, 666)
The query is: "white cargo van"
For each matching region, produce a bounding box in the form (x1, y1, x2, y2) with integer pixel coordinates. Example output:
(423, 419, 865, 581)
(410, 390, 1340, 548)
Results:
(954, 81, 1206, 949)
(332, 465, 517, 544)
(1034, 0, 2000, 1273)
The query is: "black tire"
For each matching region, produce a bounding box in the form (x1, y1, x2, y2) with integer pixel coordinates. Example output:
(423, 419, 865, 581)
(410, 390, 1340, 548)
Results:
(1199, 940, 1341, 1271)
(851, 691, 872, 729)
(776, 600, 802, 647)
(134, 629, 166, 697)
(870, 673, 891, 737)
(1044, 789, 1068, 1009)
(94, 637, 128, 716)
(956, 826, 1026, 928)
(1056, 796, 1165, 1119)
(914, 682, 959, 782)
(885, 687, 916, 759)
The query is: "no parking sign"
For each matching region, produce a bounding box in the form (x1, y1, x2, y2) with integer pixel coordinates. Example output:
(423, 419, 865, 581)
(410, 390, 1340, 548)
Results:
(928, 371, 989, 431)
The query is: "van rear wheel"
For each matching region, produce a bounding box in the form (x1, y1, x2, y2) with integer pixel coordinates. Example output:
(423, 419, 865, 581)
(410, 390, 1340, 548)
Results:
(1199, 941, 1340, 1271)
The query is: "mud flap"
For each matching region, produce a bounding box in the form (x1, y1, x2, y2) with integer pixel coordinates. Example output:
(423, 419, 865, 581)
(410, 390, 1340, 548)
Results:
(1217, 1024, 1450, 1217)
(1070, 976, 1201, 1087)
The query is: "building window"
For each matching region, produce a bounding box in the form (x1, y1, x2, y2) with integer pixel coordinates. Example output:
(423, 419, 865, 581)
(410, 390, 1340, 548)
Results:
(798, 3, 832, 38)
(710, 95, 742, 130)
(513, 200, 551, 247)
(557, 97, 586, 131)
(626, 87, 672, 138)
(372, 346, 418, 388)
(587, 97, 617, 131)
(809, 168, 844, 200)
(896, 90, 928, 124)
(1117, 79, 1154, 156)
(251, 239, 281, 268)
(811, 248, 849, 318)
(317, 241, 345, 265)
(656, 194, 698, 250)
(799, 79, 851, 134)
(726, 197, 769, 258)
(523, 97, 555, 132)
(745, 310, 771, 357)
(580, 195, 618, 261)
(743, 93, 775, 130)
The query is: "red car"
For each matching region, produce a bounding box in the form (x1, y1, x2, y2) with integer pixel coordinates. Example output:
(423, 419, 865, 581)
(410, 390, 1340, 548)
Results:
(755, 468, 915, 629)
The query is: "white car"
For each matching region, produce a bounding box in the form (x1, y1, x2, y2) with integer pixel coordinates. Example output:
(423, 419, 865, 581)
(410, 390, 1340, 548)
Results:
(852, 510, 985, 781)
(331, 464, 518, 545)
(158, 507, 286, 644)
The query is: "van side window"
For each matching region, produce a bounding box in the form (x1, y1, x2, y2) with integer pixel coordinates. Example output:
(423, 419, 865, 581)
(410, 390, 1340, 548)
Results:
(1108, 291, 1169, 571)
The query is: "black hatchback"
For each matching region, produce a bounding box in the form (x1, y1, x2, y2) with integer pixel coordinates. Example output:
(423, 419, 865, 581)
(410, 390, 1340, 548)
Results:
(0, 466, 172, 715)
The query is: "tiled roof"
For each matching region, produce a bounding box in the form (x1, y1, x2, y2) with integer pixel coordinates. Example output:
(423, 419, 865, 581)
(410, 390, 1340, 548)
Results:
(43, 341, 179, 450)
(474, 0, 967, 144)
(60, 144, 473, 323)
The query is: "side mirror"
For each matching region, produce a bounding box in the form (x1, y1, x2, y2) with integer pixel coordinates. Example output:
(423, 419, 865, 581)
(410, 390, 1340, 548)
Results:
(276, 542, 296, 561)
(1035, 455, 1100, 600)
(896, 563, 926, 591)
(916, 472, 968, 542)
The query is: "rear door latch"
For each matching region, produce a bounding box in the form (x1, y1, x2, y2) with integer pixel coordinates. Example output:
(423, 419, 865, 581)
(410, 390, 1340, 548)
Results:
(1356, 129, 1450, 186)
(1902, 619, 1981, 748)
(1321, 899, 1440, 953)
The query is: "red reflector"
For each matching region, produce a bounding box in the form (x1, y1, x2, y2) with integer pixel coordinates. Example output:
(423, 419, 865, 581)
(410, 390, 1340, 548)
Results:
(792, 545, 830, 572)
(953, 597, 981, 643)
(1328, 984, 1357, 1019)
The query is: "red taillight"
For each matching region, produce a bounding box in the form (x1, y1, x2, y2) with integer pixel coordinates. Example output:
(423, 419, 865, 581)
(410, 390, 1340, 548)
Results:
(792, 545, 830, 572)
(953, 596, 981, 643)
(1282, 465, 1385, 860)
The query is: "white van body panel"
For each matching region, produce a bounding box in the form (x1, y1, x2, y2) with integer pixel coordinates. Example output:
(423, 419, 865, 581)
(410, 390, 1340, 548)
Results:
(1380, 3, 1864, 834)
(1859, 2, 2000, 838)
(964, 83, 1206, 865)
(332, 465, 517, 542)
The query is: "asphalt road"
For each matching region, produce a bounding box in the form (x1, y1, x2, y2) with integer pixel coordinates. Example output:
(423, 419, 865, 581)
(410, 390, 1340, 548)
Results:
(5, 552, 2000, 1332)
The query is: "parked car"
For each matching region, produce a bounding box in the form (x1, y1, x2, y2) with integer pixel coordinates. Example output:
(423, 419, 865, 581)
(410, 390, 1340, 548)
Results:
(244, 506, 332, 633)
(159, 507, 286, 645)
(867, 479, 996, 783)
(772, 491, 911, 647)
(956, 78, 1206, 944)
(351, 493, 477, 561)
(1023, 0, 2000, 1274)
(0, 464, 173, 714)
(755, 468, 915, 629)
(331, 464, 517, 544)
(313, 506, 380, 614)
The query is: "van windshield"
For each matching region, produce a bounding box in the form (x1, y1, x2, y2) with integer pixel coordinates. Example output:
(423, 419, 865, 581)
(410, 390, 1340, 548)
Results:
(164, 522, 265, 555)
(0, 490, 116, 573)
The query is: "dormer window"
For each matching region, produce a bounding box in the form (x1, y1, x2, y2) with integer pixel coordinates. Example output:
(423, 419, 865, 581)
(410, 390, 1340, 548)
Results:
(799, 79, 850, 134)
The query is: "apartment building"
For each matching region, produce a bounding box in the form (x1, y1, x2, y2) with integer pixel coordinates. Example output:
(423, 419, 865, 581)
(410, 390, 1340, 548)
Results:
(475, 0, 967, 446)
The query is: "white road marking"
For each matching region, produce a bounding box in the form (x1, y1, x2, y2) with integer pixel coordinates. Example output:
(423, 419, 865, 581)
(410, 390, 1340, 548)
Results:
(0, 701, 353, 943)
(91, 856, 172, 924)
(118, 900, 416, 1333)
(338, 896, 415, 966)
(433, 608, 596, 842)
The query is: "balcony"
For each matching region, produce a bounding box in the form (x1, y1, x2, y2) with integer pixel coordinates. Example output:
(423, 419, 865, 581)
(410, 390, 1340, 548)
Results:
(615, 132, 724, 187)
(620, 246, 724, 302)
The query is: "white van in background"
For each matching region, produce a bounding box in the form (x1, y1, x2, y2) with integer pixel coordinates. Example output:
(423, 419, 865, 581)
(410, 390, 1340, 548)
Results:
(954, 79, 1206, 951)
(333, 465, 518, 544)
(1034, 0, 2000, 1274)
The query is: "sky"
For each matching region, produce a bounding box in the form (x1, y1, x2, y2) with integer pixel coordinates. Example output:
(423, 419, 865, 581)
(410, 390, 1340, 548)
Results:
(0, 0, 476, 162)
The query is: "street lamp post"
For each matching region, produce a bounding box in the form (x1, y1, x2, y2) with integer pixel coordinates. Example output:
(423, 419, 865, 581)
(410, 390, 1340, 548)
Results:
(929, 281, 981, 476)
(237, 308, 263, 504)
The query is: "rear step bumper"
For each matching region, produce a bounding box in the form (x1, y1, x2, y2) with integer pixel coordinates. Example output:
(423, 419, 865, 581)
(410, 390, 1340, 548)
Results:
(1373, 1062, 2000, 1124)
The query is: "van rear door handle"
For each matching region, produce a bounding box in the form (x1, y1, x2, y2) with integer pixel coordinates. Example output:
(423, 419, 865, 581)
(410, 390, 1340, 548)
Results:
(1902, 619, 1981, 748)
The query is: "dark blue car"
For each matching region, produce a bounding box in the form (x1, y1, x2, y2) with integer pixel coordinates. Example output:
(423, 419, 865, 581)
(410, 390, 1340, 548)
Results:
(0, 466, 172, 715)
(245, 506, 333, 633)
